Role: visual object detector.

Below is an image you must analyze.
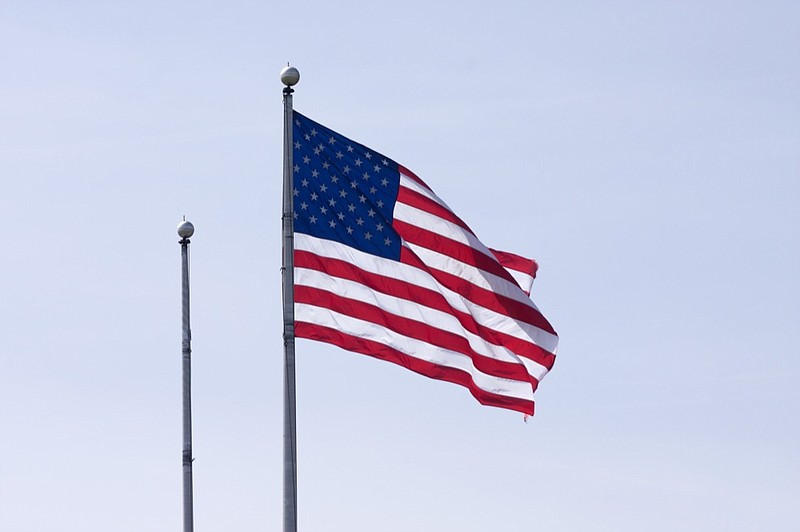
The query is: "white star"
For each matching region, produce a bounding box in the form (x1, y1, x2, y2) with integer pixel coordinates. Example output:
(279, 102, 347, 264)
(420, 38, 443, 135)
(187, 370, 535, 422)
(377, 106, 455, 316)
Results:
(384, 238, 391, 246)
(310, 192, 318, 201)
(359, 195, 367, 203)
(336, 151, 344, 159)
(293, 164, 299, 173)
(376, 222, 384, 232)
(356, 218, 364, 226)
(382, 158, 389, 166)
(294, 141, 301, 149)
(354, 158, 362, 167)
(337, 212, 345, 220)
(328, 198, 336, 207)
(329, 220, 336, 228)
(350, 181, 358, 189)
(301, 178, 309, 187)
(310, 128, 318, 137)
(376, 200, 384, 208)
(330, 175, 339, 183)
(339, 190, 347, 198)
(373, 165, 381, 173)
(343, 165, 351, 174)
(368, 209, 375, 217)
(319, 184, 327, 193)
(328, 136, 336, 145)
(313, 147, 321, 155)
(370, 186, 377, 195)
(295, 119, 300, 126)
(347, 145, 354, 152)
(293, 188, 299, 196)
(318, 143, 325, 151)
(293, 212, 298, 219)
(303, 155, 310, 164)
(311, 169, 319, 178)
(365, 152, 372, 159)
(365, 232, 372, 240)
(381, 178, 389, 186)
(362, 172, 370, 180)
(304, 134, 311, 141)
(309, 215, 317, 224)
(322, 161, 330, 170)
(320, 206, 328, 214)
(348, 204, 356, 212)
(346, 226, 353, 234)
(300, 202, 309, 210)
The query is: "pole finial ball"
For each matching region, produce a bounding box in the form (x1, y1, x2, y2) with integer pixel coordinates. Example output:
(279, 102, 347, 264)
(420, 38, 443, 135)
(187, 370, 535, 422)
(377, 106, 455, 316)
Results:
(280, 65, 300, 87)
(177, 220, 195, 239)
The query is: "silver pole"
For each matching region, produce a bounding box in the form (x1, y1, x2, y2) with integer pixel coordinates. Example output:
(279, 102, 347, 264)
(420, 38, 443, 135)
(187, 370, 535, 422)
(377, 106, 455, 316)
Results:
(280, 64, 300, 532)
(177, 218, 195, 532)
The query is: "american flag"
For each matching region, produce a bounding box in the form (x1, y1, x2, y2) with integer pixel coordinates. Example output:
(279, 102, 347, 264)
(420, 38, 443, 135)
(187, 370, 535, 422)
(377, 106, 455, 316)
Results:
(292, 112, 558, 415)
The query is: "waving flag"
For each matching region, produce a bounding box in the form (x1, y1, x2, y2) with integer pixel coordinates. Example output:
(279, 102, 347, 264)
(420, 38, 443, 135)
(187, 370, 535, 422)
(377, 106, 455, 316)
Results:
(292, 112, 558, 415)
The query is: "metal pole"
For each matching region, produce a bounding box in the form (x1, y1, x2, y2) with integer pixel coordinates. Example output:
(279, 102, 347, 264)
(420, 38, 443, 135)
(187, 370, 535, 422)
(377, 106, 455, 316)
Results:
(177, 218, 195, 532)
(280, 64, 300, 532)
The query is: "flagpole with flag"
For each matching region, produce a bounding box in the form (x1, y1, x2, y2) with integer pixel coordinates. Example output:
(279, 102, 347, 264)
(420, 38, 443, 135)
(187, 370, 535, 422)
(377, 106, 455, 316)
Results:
(279, 63, 558, 529)
(280, 64, 300, 532)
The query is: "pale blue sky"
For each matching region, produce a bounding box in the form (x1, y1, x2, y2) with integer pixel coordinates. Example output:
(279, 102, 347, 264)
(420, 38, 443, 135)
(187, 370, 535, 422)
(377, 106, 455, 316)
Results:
(1, 2, 798, 531)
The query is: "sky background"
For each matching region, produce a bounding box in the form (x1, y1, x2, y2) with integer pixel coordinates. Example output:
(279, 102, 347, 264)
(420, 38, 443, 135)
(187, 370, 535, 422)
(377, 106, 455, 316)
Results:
(1, 1, 798, 531)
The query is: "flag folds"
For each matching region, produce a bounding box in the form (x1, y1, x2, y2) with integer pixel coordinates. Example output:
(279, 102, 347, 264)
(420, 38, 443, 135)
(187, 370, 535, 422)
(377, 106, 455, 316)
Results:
(292, 112, 558, 415)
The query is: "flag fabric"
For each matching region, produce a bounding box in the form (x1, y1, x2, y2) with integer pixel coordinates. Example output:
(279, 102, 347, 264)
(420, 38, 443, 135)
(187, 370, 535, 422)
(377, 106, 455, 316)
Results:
(291, 111, 558, 415)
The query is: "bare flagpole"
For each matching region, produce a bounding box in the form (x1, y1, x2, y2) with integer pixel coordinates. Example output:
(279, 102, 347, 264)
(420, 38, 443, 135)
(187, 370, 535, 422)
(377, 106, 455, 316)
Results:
(280, 64, 300, 532)
(177, 217, 195, 532)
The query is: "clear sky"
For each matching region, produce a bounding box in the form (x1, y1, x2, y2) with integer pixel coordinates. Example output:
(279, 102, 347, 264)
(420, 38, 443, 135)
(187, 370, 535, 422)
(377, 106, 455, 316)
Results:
(1, 1, 798, 531)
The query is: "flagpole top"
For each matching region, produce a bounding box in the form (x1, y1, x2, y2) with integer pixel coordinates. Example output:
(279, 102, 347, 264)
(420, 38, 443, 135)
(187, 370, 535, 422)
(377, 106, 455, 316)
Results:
(280, 64, 300, 87)
(177, 218, 195, 239)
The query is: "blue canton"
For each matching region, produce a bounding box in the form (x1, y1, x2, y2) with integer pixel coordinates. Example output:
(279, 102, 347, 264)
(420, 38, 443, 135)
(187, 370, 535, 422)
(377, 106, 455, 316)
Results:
(293, 112, 402, 261)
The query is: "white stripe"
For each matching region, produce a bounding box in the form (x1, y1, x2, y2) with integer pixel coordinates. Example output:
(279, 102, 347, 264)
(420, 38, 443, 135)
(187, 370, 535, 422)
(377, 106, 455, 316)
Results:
(505, 269, 534, 296)
(395, 183, 539, 311)
(401, 174, 536, 295)
(404, 242, 559, 354)
(296, 302, 535, 401)
(295, 234, 559, 354)
(399, 171, 454, 213)
(297, 267, 550, 381)
(394, 201, 495, 262)
(396, 202, 536, 297)
(402, 241, 544, 314)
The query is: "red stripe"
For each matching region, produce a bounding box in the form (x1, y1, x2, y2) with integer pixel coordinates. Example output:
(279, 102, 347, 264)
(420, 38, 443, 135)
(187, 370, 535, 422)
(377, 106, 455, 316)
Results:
(396, 174, 538, 282)
(295, 249, 556, 368)
(490, 248, 538, 279)
(399, 247, 558, 336)
(397, 185, 472, 233)
(296, 321, 536, 416)
(296, 285, 536, 383)
(398, 165, 428, 188)
(394, 219, 521, 288)
(396, 188, 539, 296)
